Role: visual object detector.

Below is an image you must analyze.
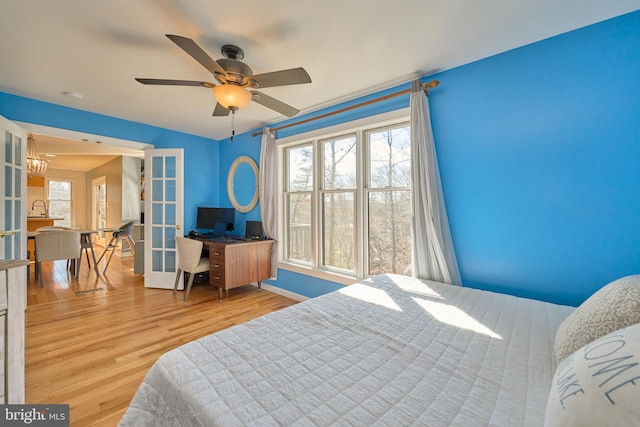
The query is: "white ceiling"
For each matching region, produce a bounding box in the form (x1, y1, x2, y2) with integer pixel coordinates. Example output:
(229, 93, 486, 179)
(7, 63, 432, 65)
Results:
(27, 132, 145, 172)
(2, 0, 639, 146)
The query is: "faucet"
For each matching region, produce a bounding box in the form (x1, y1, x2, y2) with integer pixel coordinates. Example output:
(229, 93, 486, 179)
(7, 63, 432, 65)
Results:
(32, 199, 49, 217)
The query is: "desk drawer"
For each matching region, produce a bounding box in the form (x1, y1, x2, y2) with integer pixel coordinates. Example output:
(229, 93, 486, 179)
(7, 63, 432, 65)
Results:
(208, 244, 225, 260)
(209, 261, 225, 284)
(210, 259, 224, 271)
(210, 271, 225, 287)
(208, 243, 226, 287)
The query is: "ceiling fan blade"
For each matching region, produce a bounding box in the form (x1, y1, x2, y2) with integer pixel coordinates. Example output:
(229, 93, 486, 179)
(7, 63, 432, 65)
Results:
(251, 67, 311, 89)
(213, 103, 231, 117)
(135, 78, 212, 87)
(250, 90, 300, 117)
(165, 34, 228, 77)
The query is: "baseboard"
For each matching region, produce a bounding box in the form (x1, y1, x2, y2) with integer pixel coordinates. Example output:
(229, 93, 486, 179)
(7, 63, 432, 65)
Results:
(250, 282, 309, 302)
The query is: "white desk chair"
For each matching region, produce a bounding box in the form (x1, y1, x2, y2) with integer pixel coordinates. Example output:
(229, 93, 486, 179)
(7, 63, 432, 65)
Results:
(173, 236, 210, 302)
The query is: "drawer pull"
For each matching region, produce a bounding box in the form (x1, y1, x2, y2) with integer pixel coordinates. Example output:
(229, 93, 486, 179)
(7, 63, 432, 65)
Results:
(213, 264, 220, 268)
(214, 276, 221, 280)
(213, 252, 221, 256)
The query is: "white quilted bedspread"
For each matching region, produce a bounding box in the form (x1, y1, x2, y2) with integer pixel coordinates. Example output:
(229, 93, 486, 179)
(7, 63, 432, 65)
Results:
(119, 274, 573, 427)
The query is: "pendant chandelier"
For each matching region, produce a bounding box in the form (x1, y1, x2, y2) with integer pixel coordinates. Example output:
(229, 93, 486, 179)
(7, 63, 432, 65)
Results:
(27, 133, 49, 177)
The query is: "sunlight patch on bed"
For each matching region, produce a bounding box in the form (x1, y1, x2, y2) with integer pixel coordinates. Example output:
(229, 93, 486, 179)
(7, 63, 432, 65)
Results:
(413, 298, 502, 339)
(340, 285, 403, 311)
(394, 277, 443, 299)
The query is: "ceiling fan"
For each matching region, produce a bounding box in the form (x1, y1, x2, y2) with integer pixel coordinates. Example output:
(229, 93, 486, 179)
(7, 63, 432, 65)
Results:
(135, 34, 311, 118)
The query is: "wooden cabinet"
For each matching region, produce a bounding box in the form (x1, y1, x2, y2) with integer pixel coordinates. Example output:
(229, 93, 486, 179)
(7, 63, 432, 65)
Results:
(27, 176, 44, 187)
(0, 260, 29, 404)
(27, 217, 65, 231)
(202, 239, 273, 302)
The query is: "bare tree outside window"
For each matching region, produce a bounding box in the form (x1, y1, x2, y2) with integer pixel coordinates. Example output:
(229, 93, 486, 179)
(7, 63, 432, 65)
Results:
(367, 125, 411, 275)
(285, 145, 313, 262)
(321, 135, 356, 271)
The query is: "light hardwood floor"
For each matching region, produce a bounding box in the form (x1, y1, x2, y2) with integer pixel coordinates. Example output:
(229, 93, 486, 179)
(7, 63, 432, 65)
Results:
(25, 252, 298, 426)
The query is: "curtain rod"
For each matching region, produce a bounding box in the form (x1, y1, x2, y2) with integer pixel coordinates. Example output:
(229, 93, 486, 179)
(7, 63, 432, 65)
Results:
(251, 79, 439, 137)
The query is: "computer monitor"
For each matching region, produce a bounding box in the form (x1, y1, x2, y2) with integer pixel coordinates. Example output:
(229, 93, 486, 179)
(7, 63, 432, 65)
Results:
(245, 221, 263, 239)
(196, 207, 235, 234)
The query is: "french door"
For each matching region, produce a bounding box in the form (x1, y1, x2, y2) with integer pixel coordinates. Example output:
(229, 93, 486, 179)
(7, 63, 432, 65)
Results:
(144, 148, 184, 289)
(1, 116, 27, 261)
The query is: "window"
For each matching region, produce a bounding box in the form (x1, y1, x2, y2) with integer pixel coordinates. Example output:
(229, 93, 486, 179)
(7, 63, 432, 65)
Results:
(285, 144, 313, 263)
(366, 125, 412, 275)
(321, 134, 357, 272)
(281, 113, 412, 280)
(47, 179, 72, 227)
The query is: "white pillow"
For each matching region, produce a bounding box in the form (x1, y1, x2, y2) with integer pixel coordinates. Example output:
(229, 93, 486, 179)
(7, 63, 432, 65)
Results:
(554, 275, 640, 364)
(545, 322, 640, 427)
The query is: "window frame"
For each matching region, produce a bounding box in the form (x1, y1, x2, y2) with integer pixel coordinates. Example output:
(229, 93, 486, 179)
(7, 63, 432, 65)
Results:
(277, 108, 410, 285)
(45, 177, 74, 227)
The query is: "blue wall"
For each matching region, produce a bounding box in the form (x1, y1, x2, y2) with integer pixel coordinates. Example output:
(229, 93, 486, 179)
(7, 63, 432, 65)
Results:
(216, 131, 263, 236)
(431, 10, 640, 306)
(221, 10, 640, 306)
(0, 93, 220, 232)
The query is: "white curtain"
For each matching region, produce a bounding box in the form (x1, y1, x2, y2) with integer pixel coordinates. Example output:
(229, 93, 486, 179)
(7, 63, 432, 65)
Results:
(259, 128, 278, 279)
(410, 80, 461, 285)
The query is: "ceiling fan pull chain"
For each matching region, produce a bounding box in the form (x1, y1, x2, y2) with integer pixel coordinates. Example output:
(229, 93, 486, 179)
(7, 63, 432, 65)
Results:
(231, 109, 236, 142)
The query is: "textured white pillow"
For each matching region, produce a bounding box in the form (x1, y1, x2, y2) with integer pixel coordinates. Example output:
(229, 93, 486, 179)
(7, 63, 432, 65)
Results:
(545, 322, 640, 427)
(554, 275, 640, 364)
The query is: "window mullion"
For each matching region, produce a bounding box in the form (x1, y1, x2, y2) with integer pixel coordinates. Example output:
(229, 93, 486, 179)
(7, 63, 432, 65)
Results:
(312, 138, 321, 270)
(355, 129, 365, 279)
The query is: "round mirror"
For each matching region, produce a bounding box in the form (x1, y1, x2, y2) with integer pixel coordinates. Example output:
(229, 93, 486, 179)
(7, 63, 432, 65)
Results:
(227, 156, 259, 213)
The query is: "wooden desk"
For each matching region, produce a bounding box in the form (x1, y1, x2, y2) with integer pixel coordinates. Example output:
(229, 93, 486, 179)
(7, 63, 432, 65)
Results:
(200, 238, 273, 303)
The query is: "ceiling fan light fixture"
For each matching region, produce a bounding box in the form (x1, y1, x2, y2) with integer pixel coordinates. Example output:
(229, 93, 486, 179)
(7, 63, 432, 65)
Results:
(213, 85, 252, 111)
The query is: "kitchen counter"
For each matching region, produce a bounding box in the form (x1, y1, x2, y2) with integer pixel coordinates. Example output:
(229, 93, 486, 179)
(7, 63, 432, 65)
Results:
(27, 217, 65, 231)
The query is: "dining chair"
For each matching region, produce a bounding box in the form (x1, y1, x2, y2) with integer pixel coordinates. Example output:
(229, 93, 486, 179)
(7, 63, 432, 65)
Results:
(174, 236, 210, 302)
(34, 226, 75, 277)
(96, 221, 135, 273)
(34, 230, 81, 287)
(79, 232, 100, 275)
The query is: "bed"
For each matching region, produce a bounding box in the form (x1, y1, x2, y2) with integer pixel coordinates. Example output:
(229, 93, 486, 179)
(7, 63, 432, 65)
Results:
(119, 273, 640, 426)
